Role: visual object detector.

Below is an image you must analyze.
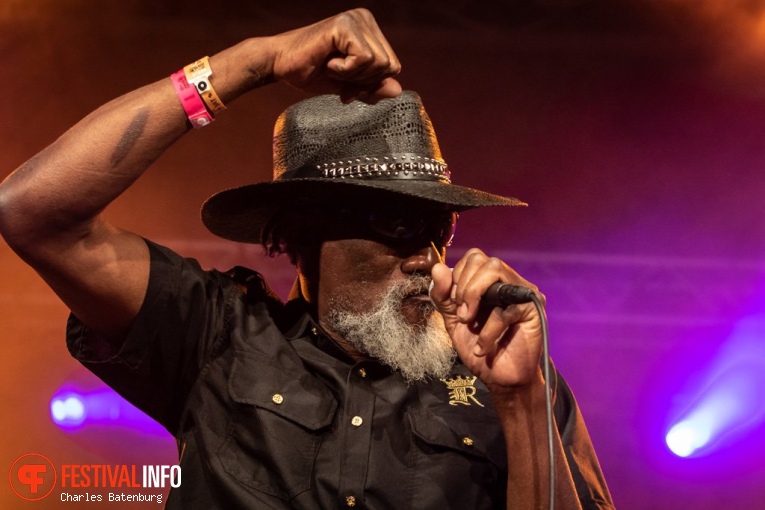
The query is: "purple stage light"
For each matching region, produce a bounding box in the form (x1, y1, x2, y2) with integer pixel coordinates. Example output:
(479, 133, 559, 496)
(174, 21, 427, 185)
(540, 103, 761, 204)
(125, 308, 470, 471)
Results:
(50, 393, 86, 427)
(50, 385, 168, 436)
(665, 316, 765, 458)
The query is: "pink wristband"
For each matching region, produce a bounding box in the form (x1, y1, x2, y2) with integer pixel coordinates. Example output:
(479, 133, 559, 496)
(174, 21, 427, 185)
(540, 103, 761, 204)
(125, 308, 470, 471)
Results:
(170, 69, 213, 128)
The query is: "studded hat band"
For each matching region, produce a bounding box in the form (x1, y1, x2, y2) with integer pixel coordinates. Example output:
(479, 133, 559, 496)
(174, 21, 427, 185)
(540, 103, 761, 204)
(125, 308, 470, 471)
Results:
(278, 153, 451, 183)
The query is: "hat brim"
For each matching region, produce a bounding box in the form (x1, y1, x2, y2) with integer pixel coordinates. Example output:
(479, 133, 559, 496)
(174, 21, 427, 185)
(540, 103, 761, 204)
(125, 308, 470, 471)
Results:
(201, 178, 526, 244)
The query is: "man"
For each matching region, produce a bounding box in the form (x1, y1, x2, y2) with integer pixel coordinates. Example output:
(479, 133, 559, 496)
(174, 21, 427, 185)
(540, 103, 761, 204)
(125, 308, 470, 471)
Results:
(0, 8, 613, 510)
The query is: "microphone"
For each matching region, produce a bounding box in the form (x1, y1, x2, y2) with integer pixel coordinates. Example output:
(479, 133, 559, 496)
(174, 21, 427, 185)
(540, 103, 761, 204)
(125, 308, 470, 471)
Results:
(481, 282, 535, 306)
(428, 279, 534, 306)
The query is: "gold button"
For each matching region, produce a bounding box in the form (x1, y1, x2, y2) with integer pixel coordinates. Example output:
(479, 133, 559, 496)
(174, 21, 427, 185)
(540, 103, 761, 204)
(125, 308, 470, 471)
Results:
(462, 436, 474, 447)
(272, 394, 284, 405)
(345, 495, 356, 507)
(358, 368, 367, 378)
(311, 327, 318, 336)
(351, 416, 363, 427)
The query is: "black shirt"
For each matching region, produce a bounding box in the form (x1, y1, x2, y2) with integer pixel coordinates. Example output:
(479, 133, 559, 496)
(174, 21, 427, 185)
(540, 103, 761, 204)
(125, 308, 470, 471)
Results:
(67, 240, 614, 509)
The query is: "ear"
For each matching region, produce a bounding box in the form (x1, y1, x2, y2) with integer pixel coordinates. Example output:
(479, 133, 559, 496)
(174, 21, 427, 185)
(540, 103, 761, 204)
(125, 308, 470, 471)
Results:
(293, 242, 322, 304)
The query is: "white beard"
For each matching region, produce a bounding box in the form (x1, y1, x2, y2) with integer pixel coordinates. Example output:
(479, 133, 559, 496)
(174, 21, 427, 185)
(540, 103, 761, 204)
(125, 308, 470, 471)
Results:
(327, 275, 456, 383)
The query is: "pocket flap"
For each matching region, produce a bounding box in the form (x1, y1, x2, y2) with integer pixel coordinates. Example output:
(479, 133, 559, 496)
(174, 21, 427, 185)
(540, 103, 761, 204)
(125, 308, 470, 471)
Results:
(408, 406, 506, 468)
(228, 352, 337, 430)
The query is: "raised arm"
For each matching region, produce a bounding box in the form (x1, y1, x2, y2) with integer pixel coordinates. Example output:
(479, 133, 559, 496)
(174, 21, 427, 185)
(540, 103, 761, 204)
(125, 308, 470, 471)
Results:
(0, 8, 401, 343)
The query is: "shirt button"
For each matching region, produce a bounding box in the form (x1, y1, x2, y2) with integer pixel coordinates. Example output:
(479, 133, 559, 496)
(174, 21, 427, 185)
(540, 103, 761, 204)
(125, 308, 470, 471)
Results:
(358, 368, 367, 378)
(351, 416, 363, 427)
(462, 436, 474, 447)
(345, 495, 356, 507)
(272, 394, 284, 405)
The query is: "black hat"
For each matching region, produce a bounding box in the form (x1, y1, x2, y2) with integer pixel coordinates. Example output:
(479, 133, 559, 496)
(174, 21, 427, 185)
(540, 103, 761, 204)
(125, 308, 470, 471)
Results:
(202, 91, 525, 243)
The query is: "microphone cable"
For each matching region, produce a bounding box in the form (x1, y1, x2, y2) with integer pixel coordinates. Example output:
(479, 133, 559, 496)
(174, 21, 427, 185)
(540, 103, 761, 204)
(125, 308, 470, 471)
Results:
(530, 291, 555, 510)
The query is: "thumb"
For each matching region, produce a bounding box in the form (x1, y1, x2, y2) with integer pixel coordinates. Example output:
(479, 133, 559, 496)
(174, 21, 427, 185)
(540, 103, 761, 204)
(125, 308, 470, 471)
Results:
(430, 263, 457, 317)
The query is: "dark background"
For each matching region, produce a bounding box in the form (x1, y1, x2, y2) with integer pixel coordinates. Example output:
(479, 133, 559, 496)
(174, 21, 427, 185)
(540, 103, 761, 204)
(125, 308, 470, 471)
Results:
(3, 1, 765, 508)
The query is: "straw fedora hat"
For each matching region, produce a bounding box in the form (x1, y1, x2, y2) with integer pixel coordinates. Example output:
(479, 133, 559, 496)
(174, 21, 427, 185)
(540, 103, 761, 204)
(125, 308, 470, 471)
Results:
(201, 91, 524, 243)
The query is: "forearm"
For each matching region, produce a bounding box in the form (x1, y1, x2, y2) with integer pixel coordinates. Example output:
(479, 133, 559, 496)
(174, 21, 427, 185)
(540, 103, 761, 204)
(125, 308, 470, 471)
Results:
(492, 379, 582, 510)
(0, 38, 270, 254)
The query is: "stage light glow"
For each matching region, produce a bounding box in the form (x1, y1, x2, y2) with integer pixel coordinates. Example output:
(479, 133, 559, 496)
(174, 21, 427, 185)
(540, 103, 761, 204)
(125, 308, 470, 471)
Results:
(666, 420, 711, 457)
(50, 386, 168, 435)
(50, 394, 86, 427)
(666, 317, 765, 458)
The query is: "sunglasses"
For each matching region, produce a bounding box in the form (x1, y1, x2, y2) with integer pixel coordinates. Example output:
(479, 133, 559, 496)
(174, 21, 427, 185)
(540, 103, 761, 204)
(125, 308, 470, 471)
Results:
(339, 208, 459, 247)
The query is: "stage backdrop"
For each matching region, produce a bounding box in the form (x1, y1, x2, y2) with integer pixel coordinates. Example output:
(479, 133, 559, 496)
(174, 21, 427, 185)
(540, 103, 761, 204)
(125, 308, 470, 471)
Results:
(2, 1, 765, 508)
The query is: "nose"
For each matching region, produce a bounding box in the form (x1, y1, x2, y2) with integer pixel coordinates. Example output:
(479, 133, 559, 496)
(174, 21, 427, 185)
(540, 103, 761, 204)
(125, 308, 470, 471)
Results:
(400, 242, 442, 275)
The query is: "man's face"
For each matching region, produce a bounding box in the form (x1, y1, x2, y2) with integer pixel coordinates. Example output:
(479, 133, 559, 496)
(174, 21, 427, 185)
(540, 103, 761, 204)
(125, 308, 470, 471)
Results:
(318, 236, 433, 324)
(297, 205, 458, 380)
(307, 205, 457, 323)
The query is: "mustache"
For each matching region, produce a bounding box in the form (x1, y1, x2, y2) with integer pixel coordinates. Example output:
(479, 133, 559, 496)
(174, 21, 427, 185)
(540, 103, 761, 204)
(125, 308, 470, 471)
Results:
(392, 274, 433, 299)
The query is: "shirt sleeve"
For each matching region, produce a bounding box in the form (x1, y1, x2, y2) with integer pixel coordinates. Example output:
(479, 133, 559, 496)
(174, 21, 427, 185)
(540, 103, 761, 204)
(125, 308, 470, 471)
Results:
(554, 371, 616, 509)
(66, 239, 239, 436)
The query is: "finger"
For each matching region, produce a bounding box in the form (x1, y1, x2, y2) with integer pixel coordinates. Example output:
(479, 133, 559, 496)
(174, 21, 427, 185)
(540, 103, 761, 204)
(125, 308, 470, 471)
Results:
(459, 257, 515, 324)
(355, 7, 402, 76)
(333, 36, 391, 76)
(338, 78, 403, 104)
(368, 77, 403, 100)
(451, 249, 491, 319)
(328, 14, 397, 79)
(327, 29, 400, 103)
(328, 48, 398, 93)
(450, 248, 485, 298)
(472, 306, 523, 357)
(327, 14, 401, 104)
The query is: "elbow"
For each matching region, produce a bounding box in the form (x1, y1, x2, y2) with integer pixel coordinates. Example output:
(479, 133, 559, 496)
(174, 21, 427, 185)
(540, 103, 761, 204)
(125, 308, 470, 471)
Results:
(0, 154, 98, 260)
(0, 181, 18, 242)
(0, 177, 58, 259)
(0, 181, 33, 255)
(0, 178, 97, 262)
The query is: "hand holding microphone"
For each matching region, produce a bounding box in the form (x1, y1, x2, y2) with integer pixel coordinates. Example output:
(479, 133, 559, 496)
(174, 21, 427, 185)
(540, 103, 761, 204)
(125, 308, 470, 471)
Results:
(427, 248, 554, 497)
(428, 248, 545, 379)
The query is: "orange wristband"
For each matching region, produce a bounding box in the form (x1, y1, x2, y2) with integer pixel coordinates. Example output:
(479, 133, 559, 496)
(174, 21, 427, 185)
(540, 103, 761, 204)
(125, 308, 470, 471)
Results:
(184, 56, 227, 114)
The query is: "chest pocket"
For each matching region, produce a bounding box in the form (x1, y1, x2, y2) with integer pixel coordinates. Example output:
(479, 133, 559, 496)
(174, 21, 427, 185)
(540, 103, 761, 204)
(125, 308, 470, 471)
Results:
(217, 352, 337, 500)
(408, 405, 507, 468)
(406, 392, 508, 508)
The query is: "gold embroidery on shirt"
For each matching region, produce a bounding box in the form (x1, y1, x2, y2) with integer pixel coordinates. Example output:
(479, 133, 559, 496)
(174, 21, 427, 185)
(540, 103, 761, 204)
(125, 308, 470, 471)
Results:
(440, 375, 485, 407)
